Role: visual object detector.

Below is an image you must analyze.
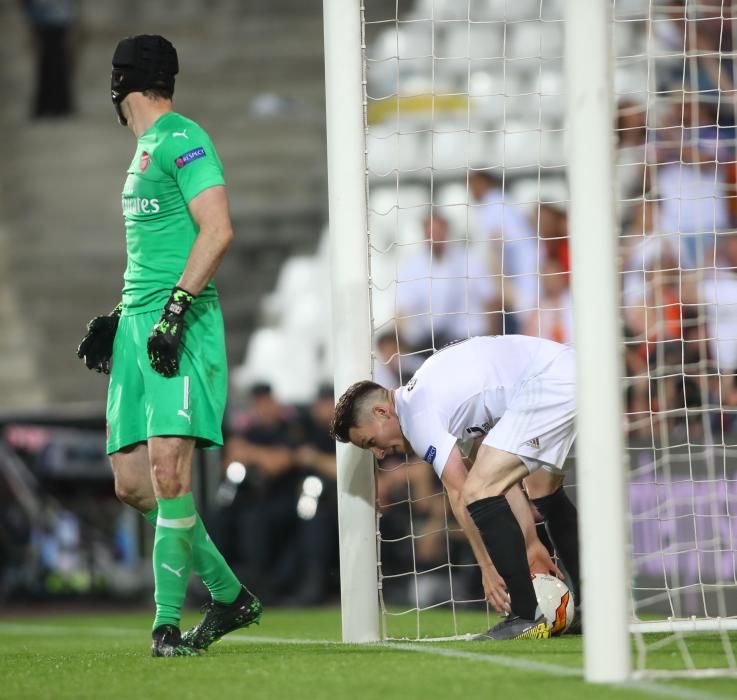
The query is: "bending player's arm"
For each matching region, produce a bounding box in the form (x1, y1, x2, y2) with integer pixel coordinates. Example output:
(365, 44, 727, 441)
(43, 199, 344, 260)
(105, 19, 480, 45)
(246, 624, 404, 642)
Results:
(441, 446, 510, 613)
(147, 185, 234, 377)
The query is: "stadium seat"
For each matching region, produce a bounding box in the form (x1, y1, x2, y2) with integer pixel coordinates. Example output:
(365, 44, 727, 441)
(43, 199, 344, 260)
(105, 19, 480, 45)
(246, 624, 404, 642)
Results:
(366, 56, 398, 99)
(528, 68, 566, 126)
(509, 177, 543, 219)
(540, 128, 566, 169)
(431, 123, 488, 172)
(234, 323, 324, 405)
(539, 0, 564, 21)
(370, 252, 399, 331)
(232, 327, 288, 392)
(411, 0, 477, 22)
(261, 255, 320, 323)
(507, 20, 564, 61)
(615, 61, 650, 101)
(468, 66, 507, 128)
(367, 122, 433, 176)
(434, 181, 476, 241)
(441, 22, 505, 61)
(398, 21, 433, 59)
(484, 0, 546, 23)
(369, 185, 428, 254)
(369, 27, 402, 62)
(487, 121, 542, 172)
(613, 0, 651, 20)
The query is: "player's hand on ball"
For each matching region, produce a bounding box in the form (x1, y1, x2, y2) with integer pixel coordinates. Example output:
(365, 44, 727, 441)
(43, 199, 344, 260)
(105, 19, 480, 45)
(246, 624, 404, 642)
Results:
(76, 302, 122, 374)
(147, 286, 195, 377)
(526, 538, 564, 579)
(481, 564, 511, 614)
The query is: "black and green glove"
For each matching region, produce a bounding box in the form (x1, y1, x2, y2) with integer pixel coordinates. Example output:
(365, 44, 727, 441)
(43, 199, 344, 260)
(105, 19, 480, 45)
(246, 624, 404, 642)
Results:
(76, 302, 123, 374)
(147, 286, 195, 377)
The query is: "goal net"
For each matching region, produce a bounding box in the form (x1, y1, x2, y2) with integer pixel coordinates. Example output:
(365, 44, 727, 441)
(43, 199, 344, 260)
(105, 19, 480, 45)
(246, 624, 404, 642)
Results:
(354, 0, 737, 678)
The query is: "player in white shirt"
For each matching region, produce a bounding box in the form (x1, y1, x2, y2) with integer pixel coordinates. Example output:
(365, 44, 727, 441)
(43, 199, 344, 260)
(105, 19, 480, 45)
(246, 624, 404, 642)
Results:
(331, 335, 580, 640)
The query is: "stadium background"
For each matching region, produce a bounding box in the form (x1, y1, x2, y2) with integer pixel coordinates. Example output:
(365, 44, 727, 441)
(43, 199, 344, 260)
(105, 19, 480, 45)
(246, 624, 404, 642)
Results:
(1, 0, 737, 694)
(0, 0, 347, 607)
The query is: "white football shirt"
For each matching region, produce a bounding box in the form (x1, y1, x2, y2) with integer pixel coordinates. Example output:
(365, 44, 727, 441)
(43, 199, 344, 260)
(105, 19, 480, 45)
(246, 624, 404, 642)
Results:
(393, 335, 568, 477)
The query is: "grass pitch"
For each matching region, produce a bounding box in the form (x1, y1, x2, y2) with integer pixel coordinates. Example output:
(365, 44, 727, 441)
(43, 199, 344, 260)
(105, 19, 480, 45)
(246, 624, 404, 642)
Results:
(1, 607, 736, 700)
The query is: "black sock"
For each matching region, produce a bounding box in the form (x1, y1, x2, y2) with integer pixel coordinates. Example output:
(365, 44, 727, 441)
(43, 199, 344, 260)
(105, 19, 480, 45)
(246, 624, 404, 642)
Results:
(467, 495, 538, 620)
(532, 487, 581, 605)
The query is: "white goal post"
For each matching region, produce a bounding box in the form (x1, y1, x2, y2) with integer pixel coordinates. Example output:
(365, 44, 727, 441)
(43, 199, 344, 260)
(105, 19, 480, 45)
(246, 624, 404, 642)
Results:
(323, 0, 380, 643)
(564, 0, 631, 683)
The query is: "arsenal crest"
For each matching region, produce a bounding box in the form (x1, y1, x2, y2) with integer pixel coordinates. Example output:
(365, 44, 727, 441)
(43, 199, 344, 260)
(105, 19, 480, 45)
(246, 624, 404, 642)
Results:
(140, 151, 151, 172)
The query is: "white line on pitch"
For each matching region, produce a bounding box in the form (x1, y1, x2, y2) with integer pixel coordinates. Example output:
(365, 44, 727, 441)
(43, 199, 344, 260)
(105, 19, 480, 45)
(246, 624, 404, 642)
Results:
(1, 624, 731, 700)
(383, 643, 731, 700)
(0, 623, 139, 637)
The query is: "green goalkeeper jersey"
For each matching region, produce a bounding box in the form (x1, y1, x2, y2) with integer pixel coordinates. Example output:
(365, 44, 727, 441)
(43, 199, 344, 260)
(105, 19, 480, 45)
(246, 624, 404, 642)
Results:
(120, 111, 225, 314)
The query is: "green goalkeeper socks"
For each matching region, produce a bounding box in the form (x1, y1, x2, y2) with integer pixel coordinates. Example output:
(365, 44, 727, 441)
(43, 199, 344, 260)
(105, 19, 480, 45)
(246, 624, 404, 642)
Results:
(152, 492, 197, 629)
(145, 503, 241, 608)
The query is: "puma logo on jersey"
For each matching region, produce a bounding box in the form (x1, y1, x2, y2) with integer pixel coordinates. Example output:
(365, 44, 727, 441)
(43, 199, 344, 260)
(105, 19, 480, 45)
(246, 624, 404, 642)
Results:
(178, 409, 192, 424)
(161, 563, 185, 578)
(172, 129, 188, 139)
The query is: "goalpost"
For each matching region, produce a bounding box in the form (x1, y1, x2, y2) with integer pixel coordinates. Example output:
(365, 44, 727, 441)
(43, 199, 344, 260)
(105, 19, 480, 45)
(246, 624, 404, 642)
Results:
(324, 0, 737, 681)
(564, 0, 631, 683)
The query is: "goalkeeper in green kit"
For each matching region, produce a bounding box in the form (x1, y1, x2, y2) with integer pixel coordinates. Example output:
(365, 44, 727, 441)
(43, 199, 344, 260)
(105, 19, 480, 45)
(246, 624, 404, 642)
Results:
(76, 35, 262, 657)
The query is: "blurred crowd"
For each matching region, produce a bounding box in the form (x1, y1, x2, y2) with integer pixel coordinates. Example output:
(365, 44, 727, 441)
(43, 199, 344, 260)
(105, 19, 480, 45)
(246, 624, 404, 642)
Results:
(376, 13, 737, 453)
(5, 3, 737, 609)
(213, 382, 339, 605)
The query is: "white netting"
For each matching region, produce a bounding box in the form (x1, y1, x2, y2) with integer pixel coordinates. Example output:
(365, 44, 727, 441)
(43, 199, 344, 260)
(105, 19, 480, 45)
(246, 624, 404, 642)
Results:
(362, 0, 737, 675)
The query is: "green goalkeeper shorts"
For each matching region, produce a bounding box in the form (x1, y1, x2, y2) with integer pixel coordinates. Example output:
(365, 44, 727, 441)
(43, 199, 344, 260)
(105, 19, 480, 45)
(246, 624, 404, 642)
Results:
(106, 301, 228, 454)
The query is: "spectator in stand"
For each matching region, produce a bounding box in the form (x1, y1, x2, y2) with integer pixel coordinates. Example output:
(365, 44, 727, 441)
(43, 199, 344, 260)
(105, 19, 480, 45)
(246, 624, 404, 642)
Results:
(700, 232, 737, 390)
(621, 198, 670, 438)
(373, 329, 425, 389)
(616, 99, 652, 204)
(221, 383, 302, 601)
(536, 198, 569, 273)
(374, 330, 403, 389)
(683, 9, 736, 130)
(523, 259, 573, 346)
(287, 384, 339, 605)
(651, 2, 736, 125)
(469, 170, 539, 332)
(621, 198, 680, 300)
(23, 0, 77, 118)
(622, 213, 699, 440)
(654, 94, 731, 268)
(395, 211, 498, 353)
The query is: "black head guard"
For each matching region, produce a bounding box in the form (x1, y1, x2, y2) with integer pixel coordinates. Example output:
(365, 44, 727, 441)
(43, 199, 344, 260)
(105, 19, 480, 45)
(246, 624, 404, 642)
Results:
(111, 35, 178, 126)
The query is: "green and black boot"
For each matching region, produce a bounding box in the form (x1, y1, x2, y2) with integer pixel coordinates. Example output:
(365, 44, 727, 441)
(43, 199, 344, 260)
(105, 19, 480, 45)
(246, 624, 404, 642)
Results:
(182, 585, 263, 650)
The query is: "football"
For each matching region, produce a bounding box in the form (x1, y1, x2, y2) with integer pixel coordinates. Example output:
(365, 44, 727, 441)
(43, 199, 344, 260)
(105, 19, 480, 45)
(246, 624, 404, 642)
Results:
(532, 573, 575, 635)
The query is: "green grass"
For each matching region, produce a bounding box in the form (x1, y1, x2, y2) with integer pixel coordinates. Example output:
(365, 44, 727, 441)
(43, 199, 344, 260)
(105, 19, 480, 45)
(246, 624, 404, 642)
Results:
(1, 607, 736, 700)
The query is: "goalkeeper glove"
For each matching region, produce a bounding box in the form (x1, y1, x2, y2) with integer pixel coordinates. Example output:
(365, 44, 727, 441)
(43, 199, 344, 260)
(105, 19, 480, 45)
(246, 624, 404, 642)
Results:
(76, 302, 123, 374)
(147, 286, 195, 378)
